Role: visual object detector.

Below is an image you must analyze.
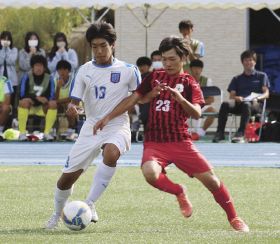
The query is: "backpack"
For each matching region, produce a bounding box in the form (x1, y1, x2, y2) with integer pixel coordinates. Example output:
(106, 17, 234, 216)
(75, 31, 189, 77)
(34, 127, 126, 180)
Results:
(259, 122, 280, 142)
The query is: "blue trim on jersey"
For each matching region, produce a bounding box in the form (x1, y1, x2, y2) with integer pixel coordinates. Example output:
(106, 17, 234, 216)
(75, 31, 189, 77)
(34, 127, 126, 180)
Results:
(92, 58, 115, 68)
(69, 69, 79, 97)
(69, 95, 82, 101)
(133, 65, 141, 87)
(199, 42, 205, 57)
(20, 74, 29, 98)
(49, 76, 55, 100)
(6, 79, 13, 94)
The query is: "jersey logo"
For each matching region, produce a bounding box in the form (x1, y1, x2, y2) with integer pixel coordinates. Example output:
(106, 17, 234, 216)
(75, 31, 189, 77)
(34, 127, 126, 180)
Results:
(110, 72, 121, 83)
(175, 84, 184, 93)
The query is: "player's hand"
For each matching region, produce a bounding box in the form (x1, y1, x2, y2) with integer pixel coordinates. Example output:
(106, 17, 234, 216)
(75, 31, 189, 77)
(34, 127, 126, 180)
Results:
(151, 82, 167, 98)
(165, 86, 184, 103)
(66, 103, 79, 118)
(36, 96, 48, 105)
(235, 96, 244, 103)
(93, 117, 110, 135)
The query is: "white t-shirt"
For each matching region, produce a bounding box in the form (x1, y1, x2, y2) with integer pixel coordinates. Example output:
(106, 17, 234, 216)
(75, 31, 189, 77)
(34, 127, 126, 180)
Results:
(70, 58, 141, 126)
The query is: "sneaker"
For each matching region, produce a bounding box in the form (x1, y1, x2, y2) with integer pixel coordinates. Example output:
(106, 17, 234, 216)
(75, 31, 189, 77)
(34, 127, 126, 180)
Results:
(45, 213, 61, 229)
(231, 132, 245, 143)
(176, 185, 193, 218)
(44, 133, 54, 141)
(230, 217, 249, 232)
(191, 132, 200, 141)
(197, 128, 206, 137)
(212, 132, 225, 143)
(19, 133, 28, 141)
(0, 133, 4, 142)
(91, 204, 99, 223)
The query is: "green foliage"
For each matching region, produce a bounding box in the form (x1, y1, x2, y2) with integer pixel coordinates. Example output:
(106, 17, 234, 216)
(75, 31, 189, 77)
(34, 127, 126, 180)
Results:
(0, 166, 279, 243)
(0, 8, 89, 51)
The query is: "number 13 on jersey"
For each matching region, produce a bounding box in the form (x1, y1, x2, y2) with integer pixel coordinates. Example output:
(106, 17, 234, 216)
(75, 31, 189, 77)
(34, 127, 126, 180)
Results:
(94, 86, 106, 99)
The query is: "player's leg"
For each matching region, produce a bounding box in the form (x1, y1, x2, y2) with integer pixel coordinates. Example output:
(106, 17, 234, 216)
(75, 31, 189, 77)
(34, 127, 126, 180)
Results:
(85, 143, 119, 212)
(193, 170, 249, 232)
(18, 98, 32, 140)
(202, 106, 216, 133)
(43, 100, 57, 140)
(141, 160, 192, 218)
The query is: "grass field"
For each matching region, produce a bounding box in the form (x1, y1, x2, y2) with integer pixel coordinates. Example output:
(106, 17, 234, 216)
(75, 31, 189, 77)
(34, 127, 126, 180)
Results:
(0, 166, 279, 244)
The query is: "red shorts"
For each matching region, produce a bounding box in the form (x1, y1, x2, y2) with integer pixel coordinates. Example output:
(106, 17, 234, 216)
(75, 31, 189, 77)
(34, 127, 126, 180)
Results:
(142, 140, 213, 177)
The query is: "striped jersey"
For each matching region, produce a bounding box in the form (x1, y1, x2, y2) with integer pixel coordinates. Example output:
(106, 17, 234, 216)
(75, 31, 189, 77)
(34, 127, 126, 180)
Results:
(70, 58, 141, 126)
(136, 70, 205, 142)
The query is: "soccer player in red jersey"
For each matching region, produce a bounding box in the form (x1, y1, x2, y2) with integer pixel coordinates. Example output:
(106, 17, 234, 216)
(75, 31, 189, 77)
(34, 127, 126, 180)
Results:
(93, 36, 249, 232)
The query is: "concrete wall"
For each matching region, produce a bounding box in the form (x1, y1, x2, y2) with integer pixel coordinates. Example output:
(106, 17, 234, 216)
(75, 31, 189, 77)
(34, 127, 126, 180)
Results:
(115, 7, 248, 108)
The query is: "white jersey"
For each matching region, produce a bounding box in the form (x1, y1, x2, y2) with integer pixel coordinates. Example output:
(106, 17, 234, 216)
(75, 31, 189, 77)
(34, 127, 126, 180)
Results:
(70, 58, 141, 126)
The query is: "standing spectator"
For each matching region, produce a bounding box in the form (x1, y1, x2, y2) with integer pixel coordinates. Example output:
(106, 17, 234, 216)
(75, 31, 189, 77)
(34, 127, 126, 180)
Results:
(19, 31, 46, 80)
(94, 36, 249, 233)
(0, 31, 18, 115)
(178, 20, 204, 72)
(212, 50, 269, 143)
(45, 22, 141, 229)
(48, 32, 78, 77)
(0, 76, 13, 140)
(18, 55, 57, 141)
(190, 59, 216, 139)
(150, 50, 163, 70)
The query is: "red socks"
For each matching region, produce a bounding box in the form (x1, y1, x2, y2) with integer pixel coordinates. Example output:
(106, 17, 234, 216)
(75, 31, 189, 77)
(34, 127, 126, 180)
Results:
(212, 182, 237, 221)
(149, 173, 182, 195)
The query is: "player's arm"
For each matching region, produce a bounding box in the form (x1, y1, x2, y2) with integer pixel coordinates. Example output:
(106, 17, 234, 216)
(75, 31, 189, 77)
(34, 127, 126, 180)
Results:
(229, 90, 243, 103)
(93, 93, 141, 134)
(66, 99, 81, 119)
(166, 86, 201, 119)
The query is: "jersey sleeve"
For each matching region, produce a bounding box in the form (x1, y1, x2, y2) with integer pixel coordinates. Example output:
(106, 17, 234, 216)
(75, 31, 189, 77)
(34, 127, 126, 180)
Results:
(190, 79, 205, 107)
(128, 65, 141, 91)
(4, 79, 13, 94)
(69, 67, 85, 101)
(227, 76, 237, 93)
(135, 72, 153, 97)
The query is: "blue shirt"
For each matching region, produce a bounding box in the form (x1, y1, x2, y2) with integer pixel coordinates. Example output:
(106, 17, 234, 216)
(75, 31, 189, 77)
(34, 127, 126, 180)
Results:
(227, 70, 270, 97)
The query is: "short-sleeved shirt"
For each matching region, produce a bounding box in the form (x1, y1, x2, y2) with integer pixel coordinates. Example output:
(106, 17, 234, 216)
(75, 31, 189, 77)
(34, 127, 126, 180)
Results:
(70, 58, 141, 126)
(136, 70, 205, 142)
(227, 70, 269, 97)
(0, 76, 13, 103)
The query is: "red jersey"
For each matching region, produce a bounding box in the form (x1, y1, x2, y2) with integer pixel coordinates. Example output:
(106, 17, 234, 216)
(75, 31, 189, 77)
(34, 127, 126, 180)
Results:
(136, 70, 205, 142)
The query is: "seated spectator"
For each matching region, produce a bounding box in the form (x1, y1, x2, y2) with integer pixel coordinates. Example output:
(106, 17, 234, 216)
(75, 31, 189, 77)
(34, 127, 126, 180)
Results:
(18, 55, 57, 141)
(213, 50, 269, 143)
(55, 60, 77, 140)
(0, 76, 13, 140)
(190, 59, 216, 139)
(48, 32, 78, 77)
(150, 50, 163, 70)
(178, 19, 204, 72)
(19, 31, 46, 80)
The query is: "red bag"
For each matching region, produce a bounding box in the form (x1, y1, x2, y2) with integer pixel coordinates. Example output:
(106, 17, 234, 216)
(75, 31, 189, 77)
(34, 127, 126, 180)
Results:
(245, 122, 261, 142)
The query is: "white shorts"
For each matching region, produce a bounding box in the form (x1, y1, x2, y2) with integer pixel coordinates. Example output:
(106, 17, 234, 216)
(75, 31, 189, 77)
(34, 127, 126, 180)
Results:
(63, 121, 131, 173)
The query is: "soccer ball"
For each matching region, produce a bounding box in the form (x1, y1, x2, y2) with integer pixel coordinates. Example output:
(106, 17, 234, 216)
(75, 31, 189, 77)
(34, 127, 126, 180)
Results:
(62, 201, 92, 231)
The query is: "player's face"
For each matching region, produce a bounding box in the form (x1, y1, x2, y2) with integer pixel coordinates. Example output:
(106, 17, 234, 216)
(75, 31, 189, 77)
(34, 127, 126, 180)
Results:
(138, 64, 150, 75)
(32, 63, 45, 76)
(242, 57, 256, 72)
(57, 68, 70, 81)
(180, 28, 192, 39)
(91, 38, 114, 65)
(190, 66, 202, 80)
(162, 48, 184, 76)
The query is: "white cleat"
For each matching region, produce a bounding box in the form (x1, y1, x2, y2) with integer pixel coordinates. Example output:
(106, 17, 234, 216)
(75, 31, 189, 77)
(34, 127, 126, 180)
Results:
(45, 213, 61, 229)
(91, 204, 99, 223)
(44, 133, 54, 141)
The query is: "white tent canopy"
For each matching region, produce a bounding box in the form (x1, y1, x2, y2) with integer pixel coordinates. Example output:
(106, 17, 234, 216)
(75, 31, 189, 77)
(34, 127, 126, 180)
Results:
(0, 0, 280, 10)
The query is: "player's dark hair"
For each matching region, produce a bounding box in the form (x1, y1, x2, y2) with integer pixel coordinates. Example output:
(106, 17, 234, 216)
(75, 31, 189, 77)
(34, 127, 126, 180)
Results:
(159, 36, 189, 58)
(190, 59, 204, 68)
(178, 20, 193, 31)
(30, 54, 47, 68)
(86, 21, 116, 45)
(56, 60, 71, 71)
(150, 50, 161, 60)
(240, 50, 257, 62)
(136, 56, 152, 67)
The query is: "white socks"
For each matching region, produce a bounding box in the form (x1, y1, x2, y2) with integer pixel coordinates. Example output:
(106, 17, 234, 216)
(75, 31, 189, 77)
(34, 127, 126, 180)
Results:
(85, 162, 116, 207)
(54, 186, 73, 216)
(197, 128, 206, 136)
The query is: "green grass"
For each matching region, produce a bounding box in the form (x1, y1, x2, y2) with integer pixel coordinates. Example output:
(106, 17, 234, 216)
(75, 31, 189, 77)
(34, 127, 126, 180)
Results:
(0, 166, 279, 244)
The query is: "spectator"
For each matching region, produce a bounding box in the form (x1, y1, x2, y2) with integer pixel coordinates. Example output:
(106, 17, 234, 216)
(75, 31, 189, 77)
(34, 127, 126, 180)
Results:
(0, 31, 18, 116)
(0, 75, 13, 140)
(150, 50, 163, 70)
(55, 60, 77, 140)
(48, 32, 78, 77)
(190, 59, 216, 139)
(213, 50, 269, 143)
(178, 20, 204, 72)
(18, 55, 57, 141)
(19, 31, 46, 80)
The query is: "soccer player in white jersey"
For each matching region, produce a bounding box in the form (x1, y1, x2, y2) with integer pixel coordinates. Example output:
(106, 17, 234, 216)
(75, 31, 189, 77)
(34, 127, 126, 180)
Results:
(45, 21, 141, 229)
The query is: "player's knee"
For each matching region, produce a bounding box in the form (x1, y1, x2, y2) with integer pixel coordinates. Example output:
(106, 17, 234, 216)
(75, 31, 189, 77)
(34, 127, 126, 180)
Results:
(142, 161, 160, 183)
(19, 98, 31, 108)
(48, 100, 57, 109)
(103, 143, 120, 165)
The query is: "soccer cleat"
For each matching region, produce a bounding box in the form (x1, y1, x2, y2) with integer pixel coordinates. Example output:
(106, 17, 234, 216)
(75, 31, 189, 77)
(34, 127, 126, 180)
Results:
(45, 213, 61, 229)
(176, 186, 193, 218)
(91, 204, 99, 223)
(44, 133, 54, 141)
(19, 133, 28, 141)
(230, 217, 249, 233)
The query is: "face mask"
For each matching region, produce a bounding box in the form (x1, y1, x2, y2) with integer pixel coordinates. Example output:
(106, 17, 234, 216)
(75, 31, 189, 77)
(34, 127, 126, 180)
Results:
(28, 40, 38, 48)
(152, 61, 163, 70)
(57, 41, 66, 48)
(1, 40, 11, 47)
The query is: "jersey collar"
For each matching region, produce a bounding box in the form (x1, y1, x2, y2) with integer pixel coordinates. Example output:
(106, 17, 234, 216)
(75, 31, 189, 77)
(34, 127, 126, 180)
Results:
(92, 58, 116, 68)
